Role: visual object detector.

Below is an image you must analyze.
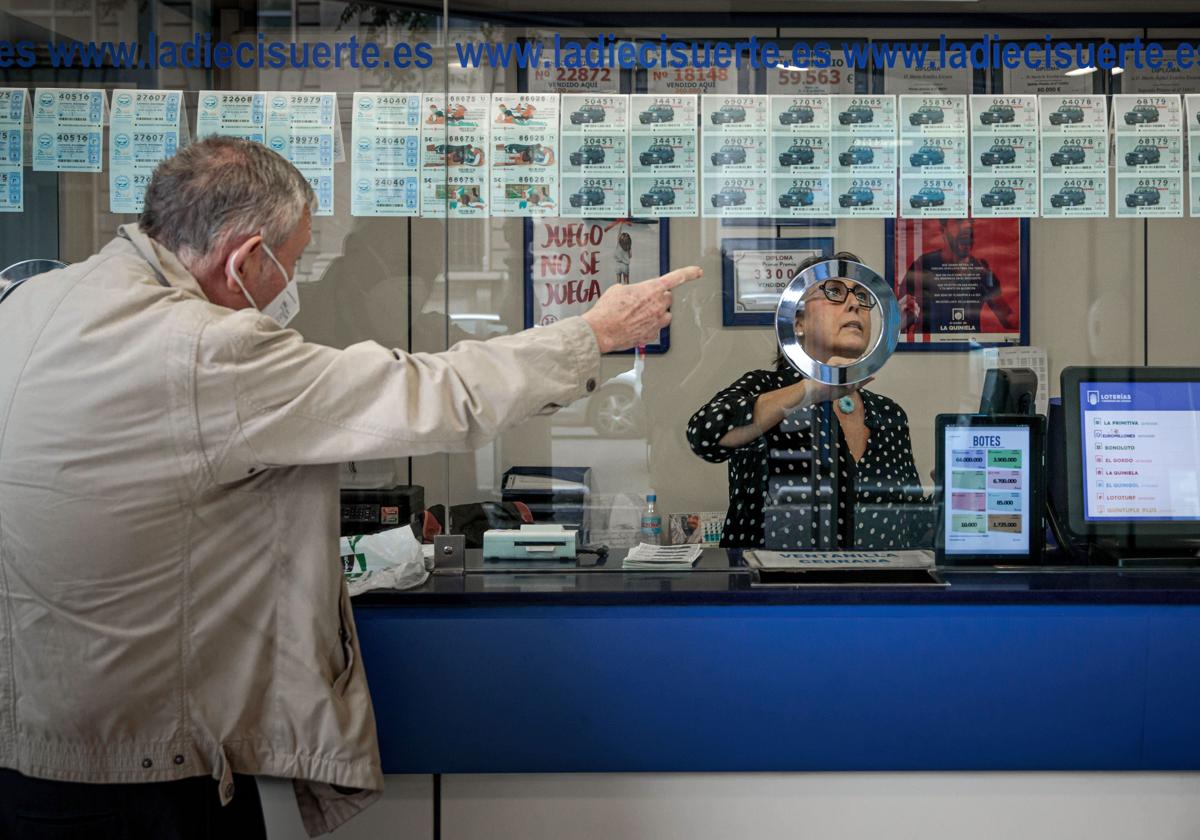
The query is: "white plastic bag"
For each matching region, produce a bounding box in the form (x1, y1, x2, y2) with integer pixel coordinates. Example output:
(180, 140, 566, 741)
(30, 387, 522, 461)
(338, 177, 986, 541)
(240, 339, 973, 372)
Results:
(340, 525, 431, 595)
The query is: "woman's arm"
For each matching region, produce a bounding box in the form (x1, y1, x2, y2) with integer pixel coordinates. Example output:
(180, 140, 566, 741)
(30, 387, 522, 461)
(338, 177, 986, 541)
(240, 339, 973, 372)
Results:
(687, 374, 773, 464)
(688, 367, 869, 463)
(713, 360, 869, 449)
(688, 374, 832, 462)
(716, 380, 814, 448)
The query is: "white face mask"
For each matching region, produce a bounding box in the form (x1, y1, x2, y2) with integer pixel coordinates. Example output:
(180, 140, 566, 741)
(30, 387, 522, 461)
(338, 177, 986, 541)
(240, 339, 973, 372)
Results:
(226, 232, 300, 328)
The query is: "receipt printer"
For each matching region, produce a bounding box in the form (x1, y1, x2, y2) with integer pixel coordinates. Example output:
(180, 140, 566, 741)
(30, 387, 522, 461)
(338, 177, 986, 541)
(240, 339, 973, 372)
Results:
(483, 523, 577, 560)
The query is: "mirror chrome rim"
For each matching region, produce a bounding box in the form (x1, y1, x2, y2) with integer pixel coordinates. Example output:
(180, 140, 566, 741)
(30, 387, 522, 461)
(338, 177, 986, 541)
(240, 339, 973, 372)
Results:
(0, 259, 68, 290)
(775, 258, 900, 386)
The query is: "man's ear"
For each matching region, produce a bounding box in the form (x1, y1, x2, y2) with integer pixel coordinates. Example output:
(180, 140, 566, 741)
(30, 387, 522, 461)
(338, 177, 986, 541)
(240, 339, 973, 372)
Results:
(222, 233, 263, 296)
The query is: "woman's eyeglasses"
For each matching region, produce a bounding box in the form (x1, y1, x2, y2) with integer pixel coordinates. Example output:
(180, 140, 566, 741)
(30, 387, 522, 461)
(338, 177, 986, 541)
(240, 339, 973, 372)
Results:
(817, 279, 877, 309)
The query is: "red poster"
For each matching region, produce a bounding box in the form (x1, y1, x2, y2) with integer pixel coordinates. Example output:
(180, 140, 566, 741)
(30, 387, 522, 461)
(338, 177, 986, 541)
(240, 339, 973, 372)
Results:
(889, 218, 1028, 350)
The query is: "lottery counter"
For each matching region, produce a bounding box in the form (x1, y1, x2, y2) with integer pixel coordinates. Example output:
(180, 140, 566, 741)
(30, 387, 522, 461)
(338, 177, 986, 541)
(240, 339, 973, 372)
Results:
(352, 549, 1200, 775)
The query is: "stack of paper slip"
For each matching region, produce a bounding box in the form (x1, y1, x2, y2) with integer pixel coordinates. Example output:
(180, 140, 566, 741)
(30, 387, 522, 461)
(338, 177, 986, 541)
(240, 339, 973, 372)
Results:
(504, 474, 589, 493)
(622, 543, 704, 570)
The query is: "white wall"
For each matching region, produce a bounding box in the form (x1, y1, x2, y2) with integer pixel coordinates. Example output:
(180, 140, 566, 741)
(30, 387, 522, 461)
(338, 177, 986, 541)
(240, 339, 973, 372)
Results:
(442, 773, 1200, 840)
(261, 772, 1200, 839)
(259, 775, 433, 840)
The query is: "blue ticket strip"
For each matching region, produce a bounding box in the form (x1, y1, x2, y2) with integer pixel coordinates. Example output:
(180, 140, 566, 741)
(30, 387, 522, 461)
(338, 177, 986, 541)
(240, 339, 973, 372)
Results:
(196, 90, 266, 143)
(109, 90, 183, 214)
(1113, 93, 1183, 218)
(32, 88, 105, 173)
(899, 94, 968, 218)
(1039, 94, 1109, 217)
(970, 94, 1040, 218)
(490, 92, 561, 217)
(350, 93, 421, 216)
(0, 88, 26, 212)
(265, 93, 336, 216)
(420, 93, 491, 218)
(560, 93, 629, 218)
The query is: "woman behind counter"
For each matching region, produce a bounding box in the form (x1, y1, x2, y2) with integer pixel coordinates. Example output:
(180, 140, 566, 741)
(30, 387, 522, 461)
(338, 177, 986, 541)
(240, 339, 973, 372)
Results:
(687, 252, 928, 549)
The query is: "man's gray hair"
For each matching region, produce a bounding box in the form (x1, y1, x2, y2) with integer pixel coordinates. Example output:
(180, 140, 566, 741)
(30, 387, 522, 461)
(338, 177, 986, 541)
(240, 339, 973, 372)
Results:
(140, 135, 315, 274)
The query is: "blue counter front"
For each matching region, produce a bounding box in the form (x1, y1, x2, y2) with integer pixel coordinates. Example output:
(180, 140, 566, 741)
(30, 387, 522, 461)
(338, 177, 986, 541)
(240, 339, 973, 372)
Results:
(352, 552, 1200, 775)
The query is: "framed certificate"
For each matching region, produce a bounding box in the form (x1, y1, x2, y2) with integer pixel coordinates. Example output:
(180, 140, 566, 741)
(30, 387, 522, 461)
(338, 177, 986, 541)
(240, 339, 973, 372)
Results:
(721, 236, 834, 326)
(996, 39, 1107, 95)
(1115, 41, 1200, 94)
(871, 39, 986, 96)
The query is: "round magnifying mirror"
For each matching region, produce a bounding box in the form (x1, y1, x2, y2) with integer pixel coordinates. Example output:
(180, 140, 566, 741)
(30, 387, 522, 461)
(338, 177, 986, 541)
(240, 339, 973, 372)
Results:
(0, 259, 67, 292)
(775, 258, 899, 386)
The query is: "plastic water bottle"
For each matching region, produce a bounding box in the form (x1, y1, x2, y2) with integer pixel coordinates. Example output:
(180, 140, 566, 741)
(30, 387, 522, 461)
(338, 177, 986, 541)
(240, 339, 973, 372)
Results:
(640, 494, 663, 545)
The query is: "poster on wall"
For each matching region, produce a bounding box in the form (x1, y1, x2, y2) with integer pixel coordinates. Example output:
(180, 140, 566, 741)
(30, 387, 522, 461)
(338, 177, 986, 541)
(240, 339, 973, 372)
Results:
(970, 94, 1039, 217)
(763, 39, 865, 95)
(108, 90, 185, 215)
(490, 92, 560, 217)
(350, 92, 421, 217)
(419, 93, 489, 218)
(876, 41, 980, 95)
(769, 94, 834, 220)
(830, 94, 897, 218)
(1187, 95, 1200, 217)
(1112, 93, 1183, 218)
(998, 41, 1106, 95)
(886, 217, 1029, 352)
(700, 94, 770, 218)
(0, 89, 27, 213)
(524, 217, 670, 353)
(720, 236, 834, 326)
(629, 94, 698, 217)
(1039, 94, 1109, 217)
(560, 94, 629, 218)
(265, 92, 337, 216)
(32, 88, 105, 173)
(898, 94, 968, 218)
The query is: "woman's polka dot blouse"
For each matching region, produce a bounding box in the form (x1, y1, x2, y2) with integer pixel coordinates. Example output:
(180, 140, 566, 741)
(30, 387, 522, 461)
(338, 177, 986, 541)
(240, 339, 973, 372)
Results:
(686, 366, 930, 549)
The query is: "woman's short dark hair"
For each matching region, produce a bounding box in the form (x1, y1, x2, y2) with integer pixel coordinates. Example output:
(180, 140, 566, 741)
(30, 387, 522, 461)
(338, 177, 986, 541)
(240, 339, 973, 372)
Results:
(773, 250, 863, 370)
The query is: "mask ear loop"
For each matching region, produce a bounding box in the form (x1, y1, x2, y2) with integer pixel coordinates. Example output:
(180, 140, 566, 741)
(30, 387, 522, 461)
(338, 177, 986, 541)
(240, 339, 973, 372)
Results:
(259, 238, 292, 286)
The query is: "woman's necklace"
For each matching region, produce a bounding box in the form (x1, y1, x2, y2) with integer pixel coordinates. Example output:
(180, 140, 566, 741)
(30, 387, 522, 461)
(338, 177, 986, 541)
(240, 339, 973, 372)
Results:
(837, 395, 856, 414)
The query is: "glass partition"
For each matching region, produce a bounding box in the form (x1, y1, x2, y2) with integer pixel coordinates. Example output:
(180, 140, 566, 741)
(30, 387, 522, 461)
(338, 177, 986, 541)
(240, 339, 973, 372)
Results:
(437, 4, 1171, 566)
(6, 0, 1200, 569)
(0, 0, 453, 542)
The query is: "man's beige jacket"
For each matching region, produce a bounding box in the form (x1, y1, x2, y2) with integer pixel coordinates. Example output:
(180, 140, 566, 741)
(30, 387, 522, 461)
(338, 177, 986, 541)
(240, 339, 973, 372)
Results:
(0, 225, 600, 834)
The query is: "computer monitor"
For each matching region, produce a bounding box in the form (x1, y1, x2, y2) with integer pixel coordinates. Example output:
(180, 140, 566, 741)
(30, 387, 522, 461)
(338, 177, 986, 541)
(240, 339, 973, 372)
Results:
(979, 368, 1038, 416)
(1062, 367, 1200, 548)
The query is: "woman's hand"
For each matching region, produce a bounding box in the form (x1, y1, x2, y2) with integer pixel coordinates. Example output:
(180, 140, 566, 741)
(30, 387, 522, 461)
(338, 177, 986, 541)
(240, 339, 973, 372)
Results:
(797, 356, 873, 409)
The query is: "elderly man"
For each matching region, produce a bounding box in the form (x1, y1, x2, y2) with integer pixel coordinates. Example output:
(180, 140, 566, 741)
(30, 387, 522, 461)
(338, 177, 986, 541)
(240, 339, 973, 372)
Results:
(0, 136, 700, 838)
